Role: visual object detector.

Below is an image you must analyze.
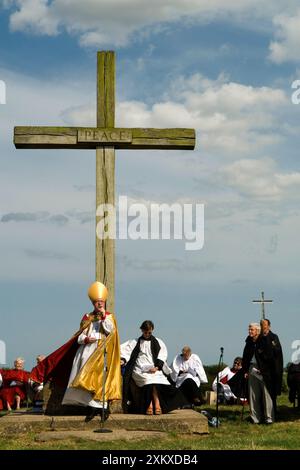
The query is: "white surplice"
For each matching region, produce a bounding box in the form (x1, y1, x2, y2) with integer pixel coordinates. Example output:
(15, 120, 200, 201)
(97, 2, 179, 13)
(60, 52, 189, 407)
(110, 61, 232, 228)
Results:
(212, 366, 237, 400)
(62, 315, 114, 408)
(120, 338, 171, 387)
(171, 353, 208, 388)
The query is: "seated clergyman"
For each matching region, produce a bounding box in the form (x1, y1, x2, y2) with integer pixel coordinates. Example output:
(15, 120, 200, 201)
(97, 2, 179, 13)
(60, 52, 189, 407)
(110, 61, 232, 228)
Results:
(170, 346, 208, 406)
(212, 357, 245, 404)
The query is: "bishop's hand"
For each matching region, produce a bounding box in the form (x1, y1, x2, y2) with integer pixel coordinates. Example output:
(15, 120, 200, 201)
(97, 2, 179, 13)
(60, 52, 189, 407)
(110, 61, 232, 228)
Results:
(99, 307, 106, 320)
(85, 336, 97, 344)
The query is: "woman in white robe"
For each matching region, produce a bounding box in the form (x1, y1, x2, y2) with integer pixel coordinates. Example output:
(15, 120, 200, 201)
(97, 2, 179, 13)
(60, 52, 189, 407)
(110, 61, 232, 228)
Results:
(121, 337, 170, 388)
(121, 320, 187, 415)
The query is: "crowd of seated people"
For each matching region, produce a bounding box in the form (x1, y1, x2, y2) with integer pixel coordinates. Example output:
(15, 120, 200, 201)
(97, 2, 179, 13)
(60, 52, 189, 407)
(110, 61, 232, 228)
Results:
(0, 350, 250, 414)
(0, 319, 293, 422)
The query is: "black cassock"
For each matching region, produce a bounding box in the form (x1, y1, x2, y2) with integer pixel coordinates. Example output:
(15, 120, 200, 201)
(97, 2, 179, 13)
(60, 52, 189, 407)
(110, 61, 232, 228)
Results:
(226, 369, 247, 399)
(287, 362, 300, 406)
(122, 335, 188, 414)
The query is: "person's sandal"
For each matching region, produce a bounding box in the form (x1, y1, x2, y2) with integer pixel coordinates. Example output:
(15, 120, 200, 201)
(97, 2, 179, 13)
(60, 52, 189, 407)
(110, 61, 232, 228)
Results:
(155, 407, 162, 415)
(146, 406, 153, 415)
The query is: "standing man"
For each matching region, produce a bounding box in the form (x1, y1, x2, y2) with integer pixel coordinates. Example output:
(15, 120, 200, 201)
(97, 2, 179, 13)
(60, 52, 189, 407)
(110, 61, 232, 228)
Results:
(30, 281, 121, 421)
(260, 318, 283, 410)
(242, 322, 277, 424)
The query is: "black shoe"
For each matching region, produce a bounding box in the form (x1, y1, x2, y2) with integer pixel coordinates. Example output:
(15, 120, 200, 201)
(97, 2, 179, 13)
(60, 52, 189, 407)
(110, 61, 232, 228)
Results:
(85, 407, 98, 423)
(181, 404, 194, 410)
(193, 397, 203, 406)
(31, 407, 44, 414)
(226, 397, 236, 405)
(85, 406, 110, 423)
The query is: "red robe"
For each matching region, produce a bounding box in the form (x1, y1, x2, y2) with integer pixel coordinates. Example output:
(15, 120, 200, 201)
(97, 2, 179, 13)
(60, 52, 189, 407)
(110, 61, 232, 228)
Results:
(29, 335, 80, 389)
(0, 369, 30, 410)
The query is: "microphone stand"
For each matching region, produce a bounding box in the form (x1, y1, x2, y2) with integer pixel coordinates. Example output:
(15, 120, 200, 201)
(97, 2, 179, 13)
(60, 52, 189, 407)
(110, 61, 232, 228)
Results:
(94, 329, 112, 433)
(215, 347, 224, 428)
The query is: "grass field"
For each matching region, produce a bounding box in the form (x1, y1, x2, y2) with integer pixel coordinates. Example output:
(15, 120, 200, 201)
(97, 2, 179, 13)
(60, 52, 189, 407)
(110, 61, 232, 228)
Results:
(0, 394, 299, 450)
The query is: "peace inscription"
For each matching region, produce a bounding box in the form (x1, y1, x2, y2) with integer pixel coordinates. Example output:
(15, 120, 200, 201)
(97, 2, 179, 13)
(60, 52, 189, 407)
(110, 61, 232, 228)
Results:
(78, 128, 132, 144)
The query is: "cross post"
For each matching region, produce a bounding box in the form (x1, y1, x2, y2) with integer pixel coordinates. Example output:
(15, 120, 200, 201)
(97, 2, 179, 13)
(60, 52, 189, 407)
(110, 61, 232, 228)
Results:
(252, 291, 273, 320)
(14, 51, 196, 312)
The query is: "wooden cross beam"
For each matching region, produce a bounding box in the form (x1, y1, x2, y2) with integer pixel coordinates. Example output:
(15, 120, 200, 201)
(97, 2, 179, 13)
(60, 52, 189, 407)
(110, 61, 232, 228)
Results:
(252, 291, 273, 320)
(14, 51, 196, 312)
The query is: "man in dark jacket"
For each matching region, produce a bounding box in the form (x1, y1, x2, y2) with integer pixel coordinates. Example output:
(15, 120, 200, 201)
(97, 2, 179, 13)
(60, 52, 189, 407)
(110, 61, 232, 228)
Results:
(287, 362, 300, 407)
(242, 322, 280, 424)
(260, 319, 283, 405)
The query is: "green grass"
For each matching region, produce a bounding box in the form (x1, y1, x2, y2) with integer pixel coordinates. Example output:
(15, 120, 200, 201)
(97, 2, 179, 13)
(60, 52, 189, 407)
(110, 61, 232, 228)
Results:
(0, 394, 299, 450)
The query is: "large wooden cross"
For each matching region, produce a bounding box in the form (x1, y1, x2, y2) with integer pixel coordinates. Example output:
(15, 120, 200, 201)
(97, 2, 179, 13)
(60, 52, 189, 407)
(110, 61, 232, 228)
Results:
(14, 51, 195, 312)
(252, 291, 273, 320)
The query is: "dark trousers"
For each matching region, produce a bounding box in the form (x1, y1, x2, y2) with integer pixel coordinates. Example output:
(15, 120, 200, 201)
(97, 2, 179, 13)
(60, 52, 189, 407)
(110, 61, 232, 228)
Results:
(178, 378, 203, 404)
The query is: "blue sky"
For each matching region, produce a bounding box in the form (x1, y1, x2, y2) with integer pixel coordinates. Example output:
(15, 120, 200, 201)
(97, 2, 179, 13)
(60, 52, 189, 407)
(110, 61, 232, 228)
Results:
(1, 1, 300, 370)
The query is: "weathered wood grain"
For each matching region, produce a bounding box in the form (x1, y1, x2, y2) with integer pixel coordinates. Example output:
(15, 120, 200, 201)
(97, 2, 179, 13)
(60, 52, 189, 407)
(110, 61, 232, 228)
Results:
(14, 127, 195, 150)
(96, 52, 115, 312)
(96, 146, 115, 313)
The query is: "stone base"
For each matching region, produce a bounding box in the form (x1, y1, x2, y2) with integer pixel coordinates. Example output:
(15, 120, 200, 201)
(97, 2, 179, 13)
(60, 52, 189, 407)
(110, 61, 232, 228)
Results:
(35, 429, 165, 443)
(0, 409, 208, 435)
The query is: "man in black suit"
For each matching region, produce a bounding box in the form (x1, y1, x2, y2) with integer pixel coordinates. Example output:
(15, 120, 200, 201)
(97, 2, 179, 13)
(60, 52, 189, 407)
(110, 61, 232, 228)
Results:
(260, 318, 283, 411)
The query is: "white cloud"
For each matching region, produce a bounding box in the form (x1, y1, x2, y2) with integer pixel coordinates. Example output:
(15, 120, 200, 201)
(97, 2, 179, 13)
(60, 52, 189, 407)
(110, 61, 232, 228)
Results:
(0, 66, 95, 144)
(4, 0, 299, 47)
(219, 157, 300, 200)
(269, 10, 300, 63)
(2, 64, 291, 193)
(60, 104, 95, 126)
(9, 0, 59, 35)
(172, 75, 287, 156)
(63, 73, 288, 158)
(5, 0, 300, 66)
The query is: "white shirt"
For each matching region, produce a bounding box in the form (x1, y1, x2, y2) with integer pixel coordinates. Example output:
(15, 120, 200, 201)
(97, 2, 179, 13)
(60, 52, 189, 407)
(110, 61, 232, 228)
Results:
(121, 337, 171, 387)
(212, 366, 236, 390)
(171, 353, 208, 388)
